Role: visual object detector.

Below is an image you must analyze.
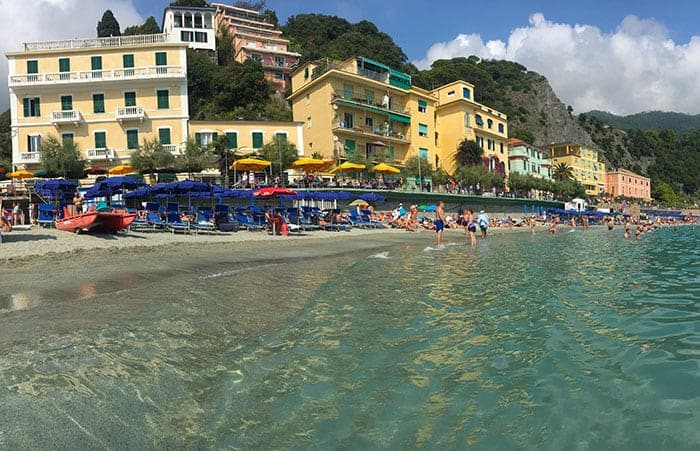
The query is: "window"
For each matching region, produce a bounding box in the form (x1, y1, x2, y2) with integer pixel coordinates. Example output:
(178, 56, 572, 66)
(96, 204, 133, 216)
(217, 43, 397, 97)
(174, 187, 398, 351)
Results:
(58, 58, 70, 80)
(225, 132, 238, 148)
(158, 128, 171, 145)
(462, 87, 471, 99)
(343, 84, 353, 99)
(498, 123, 504, 133)
(157, 90, 169, 109)
(23, 97, 40, 117)
(155, 52, 167, 74)
(174, 13, 182, 27)
(365, 89, 374, 104)
(274, 72, 284, 80)
(464, 113, 471, 128)
(304, 67, 309, 79)
(195, 32, 207, 43)
(274, 56, 285, 67)
(419, 148, 429, 160)
(61, 133, 74, 146)
(194, 13, 202, 28)
(26, 60, 38, 81)
(27, 135, 41, 152)
(345, 139, 355, 156)
(250, 53, 262, 62)
(126, 129, 139, 149)
(500, 142, 504, 154)
(307, 116, 312, 128)
(181, 31, 193, 42)
(124, 91, 136, 107)
(447, 90, 455, 97)
(94, 131, 106, 149)
(93, 94, 105, 113)
(122, 54, 134, 76)
(418, 100, 427, 113)
(252, 132, 263, 148)
(475, 114, 484, 126)
(418, 123, 428, 137)
(275, 132, 287, 143)
(487, 119, 493, 129)
(60, 95, 72, 111)
(365, 117, 374, 127)
(91, 56, 102, 78)
(343, 112, 354, 129)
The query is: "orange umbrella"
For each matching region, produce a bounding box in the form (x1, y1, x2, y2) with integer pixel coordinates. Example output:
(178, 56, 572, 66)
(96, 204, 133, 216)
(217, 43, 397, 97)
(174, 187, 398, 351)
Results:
(8, 169, 34, 179)
(109, 165, 134, 175)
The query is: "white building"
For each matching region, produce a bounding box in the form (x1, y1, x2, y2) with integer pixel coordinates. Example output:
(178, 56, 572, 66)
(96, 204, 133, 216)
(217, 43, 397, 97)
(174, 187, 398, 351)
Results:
(162, 6, 216, 52)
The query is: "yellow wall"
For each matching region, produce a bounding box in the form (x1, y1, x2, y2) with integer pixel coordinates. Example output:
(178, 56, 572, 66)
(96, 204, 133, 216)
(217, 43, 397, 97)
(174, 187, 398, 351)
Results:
(188, 121, 304, 150)
(548, 143, 606, 196)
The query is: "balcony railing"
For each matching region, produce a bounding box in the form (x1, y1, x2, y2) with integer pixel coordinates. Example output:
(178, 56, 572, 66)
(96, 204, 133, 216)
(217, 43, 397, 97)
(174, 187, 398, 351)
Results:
(9, 65, 186, 87)
(334, 95, 411, 117)
(86, 148, 115, 160)
(22, 33, 172, 52)
(163, 144, 180, 155)
(116, 106, 146, 122)
(51, 110, 82, 125)
(333, 125, 410, 143)
(19, 152, 41, 163)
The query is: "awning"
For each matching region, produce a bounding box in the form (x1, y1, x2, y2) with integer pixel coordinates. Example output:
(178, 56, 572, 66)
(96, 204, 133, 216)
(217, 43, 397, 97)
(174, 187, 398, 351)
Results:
(389, 113, 410, 124)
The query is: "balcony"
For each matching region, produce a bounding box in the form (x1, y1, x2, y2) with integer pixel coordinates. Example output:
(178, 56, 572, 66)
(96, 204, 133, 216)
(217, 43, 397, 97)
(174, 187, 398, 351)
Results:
(21, 33, 172, 52)
(116, 106, 145, 123)
(333, 125, 410, 144)
(163, 144, 180, 155)
(9, 65, 186, 87)
(19, 152, 41, 164)
(51, 110, 82, 126)
(333, 95, 411, 120)
(86, 148, 115, 161)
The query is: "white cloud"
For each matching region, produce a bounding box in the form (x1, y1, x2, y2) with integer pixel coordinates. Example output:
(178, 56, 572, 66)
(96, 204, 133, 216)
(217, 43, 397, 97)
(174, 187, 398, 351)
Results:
(0, 0, 143, 108)
(414, 13, 700, 115)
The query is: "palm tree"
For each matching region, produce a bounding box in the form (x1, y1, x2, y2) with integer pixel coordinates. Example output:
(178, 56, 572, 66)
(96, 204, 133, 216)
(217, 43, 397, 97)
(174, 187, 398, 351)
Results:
(454, 139, 483, 168)
(553, 162, 575, 181)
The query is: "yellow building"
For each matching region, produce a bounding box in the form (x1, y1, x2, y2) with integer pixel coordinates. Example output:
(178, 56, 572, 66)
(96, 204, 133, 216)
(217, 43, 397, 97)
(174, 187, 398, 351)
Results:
(188, 120, 304, 152)
(546, 142, 606, 196)
(288, 57, 506, 176)
(433, 80, 508, 175)
(289, 57, 437, 168)
(6, 34, 189, 170)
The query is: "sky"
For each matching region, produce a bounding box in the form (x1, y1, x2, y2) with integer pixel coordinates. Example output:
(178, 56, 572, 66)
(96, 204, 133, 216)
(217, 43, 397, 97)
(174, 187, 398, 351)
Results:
(2, 0, 700, 115)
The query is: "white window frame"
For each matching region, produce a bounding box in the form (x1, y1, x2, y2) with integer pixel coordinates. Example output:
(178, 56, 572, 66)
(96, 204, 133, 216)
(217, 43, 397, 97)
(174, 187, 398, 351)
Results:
(28, 134, 41, 152)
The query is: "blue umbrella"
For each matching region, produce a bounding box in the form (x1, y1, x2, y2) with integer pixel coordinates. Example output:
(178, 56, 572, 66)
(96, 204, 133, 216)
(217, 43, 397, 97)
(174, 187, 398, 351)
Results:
(101, 175, 144, 191)
(359, 192, 386, 202)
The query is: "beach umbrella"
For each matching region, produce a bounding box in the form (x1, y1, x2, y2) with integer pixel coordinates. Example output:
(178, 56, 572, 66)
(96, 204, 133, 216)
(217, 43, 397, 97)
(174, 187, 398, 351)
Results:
(85, 167, 108, 175)
(359, 192, 386, 202)
(370, 163, 401, 175)
(101, 175, 144, 191)
(329, 161, 365, 175)
(418, 204, 437, 212)
(290, 157, 326, 171)
(0, 167, 6, 174)
(253, 187, 297, 198)
(108, 165, 134, 175)
(349, 199, 370, 207)
(230, 158, 271, 172)
(8, 169, 34, 179)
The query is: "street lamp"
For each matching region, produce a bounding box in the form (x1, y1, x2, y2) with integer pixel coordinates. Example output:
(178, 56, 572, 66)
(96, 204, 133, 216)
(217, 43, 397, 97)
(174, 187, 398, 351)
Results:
(224, 148, 230, 187)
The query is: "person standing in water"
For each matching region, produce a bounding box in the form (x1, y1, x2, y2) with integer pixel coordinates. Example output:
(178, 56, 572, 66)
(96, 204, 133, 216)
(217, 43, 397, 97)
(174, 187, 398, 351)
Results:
(464, 209, 477, 247)
(434, 201, 446, 247)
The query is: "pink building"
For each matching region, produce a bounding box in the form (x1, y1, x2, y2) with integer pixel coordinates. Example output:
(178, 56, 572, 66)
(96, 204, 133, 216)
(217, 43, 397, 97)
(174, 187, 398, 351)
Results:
(605, 168, 652, 200)
(213, 3, 300, 92)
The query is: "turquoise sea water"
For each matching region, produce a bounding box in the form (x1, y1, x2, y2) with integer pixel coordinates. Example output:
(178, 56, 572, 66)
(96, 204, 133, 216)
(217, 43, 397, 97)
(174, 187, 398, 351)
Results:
(0, 227, 698, 449)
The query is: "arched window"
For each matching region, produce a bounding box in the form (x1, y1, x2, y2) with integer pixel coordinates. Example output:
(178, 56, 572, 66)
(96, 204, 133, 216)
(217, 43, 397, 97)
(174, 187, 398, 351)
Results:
(204, 14, 213, 29)
(174, 13, 183, 27)
(487, 118, 493, 129)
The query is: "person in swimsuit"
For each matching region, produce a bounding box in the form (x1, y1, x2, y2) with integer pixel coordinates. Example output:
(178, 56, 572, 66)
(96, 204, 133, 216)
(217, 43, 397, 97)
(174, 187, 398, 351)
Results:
(434, 201, 446, 247)
(464, 209, 477, 247)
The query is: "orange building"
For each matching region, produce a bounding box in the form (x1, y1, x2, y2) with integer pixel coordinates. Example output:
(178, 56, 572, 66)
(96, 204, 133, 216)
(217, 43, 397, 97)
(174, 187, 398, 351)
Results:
(605, 168, 651, 200)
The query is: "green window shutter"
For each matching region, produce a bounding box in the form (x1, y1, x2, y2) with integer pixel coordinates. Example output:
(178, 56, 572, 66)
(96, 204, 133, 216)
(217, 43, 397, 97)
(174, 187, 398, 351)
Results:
(418, 123, 428, 135)
(212, 132, 218, 143)
(345, 139, 355, 156)
(275, 132, 287, 144)
(93, 94, 105, 113)
(158, 128, 171, 145)
(124, 91, 136, 107)
(157, 90, 169, 109)
(26, 60, 38, 74)
(388, 145, 394, 160)
(419, 148, 428, 160)
(226, 132, 237, 148)
(123, 54, 134, 68)
(91, 56, 102, 70)
(195, 132, 202, 147)
(60, 95, 72, 111)
(155, 52, 167, 66)
(127, 129, 139, 149)
(62, 133, 74, 145)
(23, 98, 30, 117)
(58, 58, 69, 72)
(364, 89, 374, 104)
(94, 132, 106, 149)
(35, 99, 40, 117)
(343, 84, 353, 99)
(252, 132, 263, 148)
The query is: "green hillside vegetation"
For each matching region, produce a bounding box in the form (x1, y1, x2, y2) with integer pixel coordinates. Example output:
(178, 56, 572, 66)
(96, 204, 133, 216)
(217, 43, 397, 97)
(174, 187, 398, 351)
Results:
(586, 110, 700, 135)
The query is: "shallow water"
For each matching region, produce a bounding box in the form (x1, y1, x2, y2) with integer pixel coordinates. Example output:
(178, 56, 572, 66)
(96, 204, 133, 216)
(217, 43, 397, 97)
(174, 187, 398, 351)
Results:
(0, 227, 698, 449)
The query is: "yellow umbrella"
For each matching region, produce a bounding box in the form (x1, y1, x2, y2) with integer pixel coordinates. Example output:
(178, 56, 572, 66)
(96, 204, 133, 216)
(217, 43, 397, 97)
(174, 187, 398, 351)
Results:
(371, 163, 401, 174)
(329, 161, 366, 175)
(8, 169, 34, 179)
(317, 159, 337, 172)
(290, 157, 326, 171)
(230, 158, 272, 172)
(109, 165, 134, 175)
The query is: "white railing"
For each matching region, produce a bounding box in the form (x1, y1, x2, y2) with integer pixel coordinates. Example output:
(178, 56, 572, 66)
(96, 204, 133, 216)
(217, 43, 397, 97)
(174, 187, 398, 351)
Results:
(9, 65, 186, 86)
(51, 110, 82, 124)
(86, 148, 114, 160)
(23, 34, 172, 52)
(163, 144, 180, 155)
(19, 152, 41, 163)
(116, 106, 145, 121)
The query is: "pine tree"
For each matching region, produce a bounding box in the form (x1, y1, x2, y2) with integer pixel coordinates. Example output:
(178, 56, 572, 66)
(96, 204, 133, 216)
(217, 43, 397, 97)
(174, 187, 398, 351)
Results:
(97, 10, 121, 37)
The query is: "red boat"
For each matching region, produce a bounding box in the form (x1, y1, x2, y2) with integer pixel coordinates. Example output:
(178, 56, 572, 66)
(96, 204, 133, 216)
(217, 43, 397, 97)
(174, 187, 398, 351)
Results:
(55, 208, 136, 234)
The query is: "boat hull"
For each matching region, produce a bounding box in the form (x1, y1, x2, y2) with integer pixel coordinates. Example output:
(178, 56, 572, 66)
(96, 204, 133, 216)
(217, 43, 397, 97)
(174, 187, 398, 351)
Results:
(93, 212, 137, 233)
(55, 211, 100, 233)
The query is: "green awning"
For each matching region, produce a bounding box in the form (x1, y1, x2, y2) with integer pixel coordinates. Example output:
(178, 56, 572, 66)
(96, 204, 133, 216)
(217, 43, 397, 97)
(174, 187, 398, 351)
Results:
(359, 57, 390, 72)
(389, 113, 410, 124)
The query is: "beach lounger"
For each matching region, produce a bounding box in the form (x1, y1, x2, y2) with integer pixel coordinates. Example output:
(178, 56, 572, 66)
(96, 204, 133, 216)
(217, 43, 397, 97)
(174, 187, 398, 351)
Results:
(165, 212, 190, 234)
(348, 211, 372, 228)
(235, 212, 265, 231)
(215, 212, 238, 232)
(191, 210, 216, 234)
(146, 212, 167, 230)
(130, 211, 150, 231)
(37, 203, 57, 227)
